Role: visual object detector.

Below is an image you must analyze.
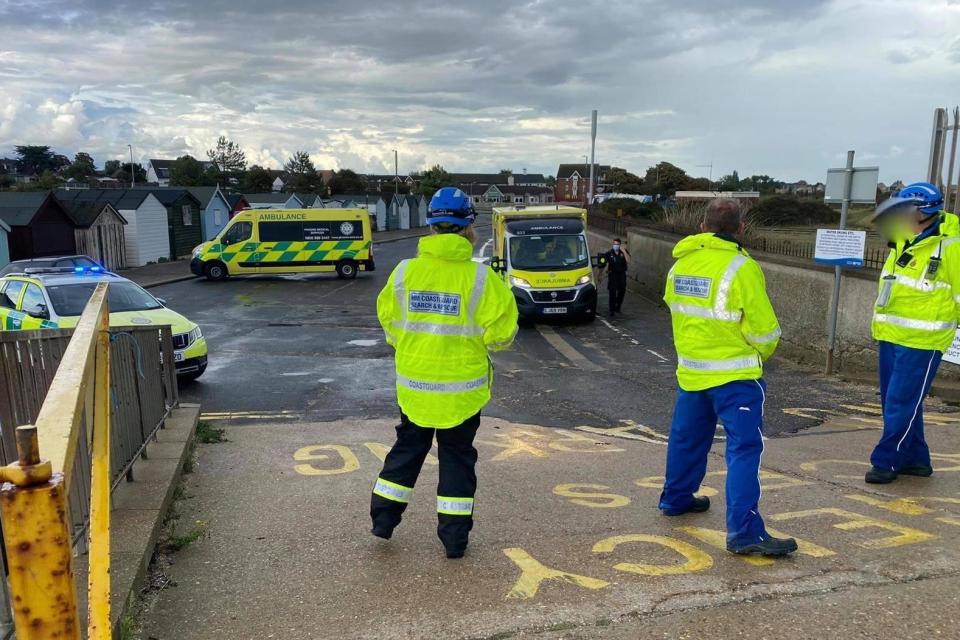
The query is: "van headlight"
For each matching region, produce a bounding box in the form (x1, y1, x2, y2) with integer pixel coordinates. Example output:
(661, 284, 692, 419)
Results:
(510, 276, 532, 289)
(577, 275, 592, 285)
(192, 245, 203, 258)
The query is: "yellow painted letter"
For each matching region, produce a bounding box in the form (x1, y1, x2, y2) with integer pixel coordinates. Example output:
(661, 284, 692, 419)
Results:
(502, 548, 609, 600)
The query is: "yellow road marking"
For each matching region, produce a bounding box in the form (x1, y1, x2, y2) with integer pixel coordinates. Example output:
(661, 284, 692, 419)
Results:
(536, 324, 603, 372)
(593, 534, 713, 576)
(502, 548, 609, 600)
(293, 444, 360, 476)
(553, 484, 631, 508)
(771, 507, 936, 549)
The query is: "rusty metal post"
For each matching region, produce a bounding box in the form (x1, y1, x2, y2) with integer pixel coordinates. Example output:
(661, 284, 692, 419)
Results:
(0, 425, 81, 640)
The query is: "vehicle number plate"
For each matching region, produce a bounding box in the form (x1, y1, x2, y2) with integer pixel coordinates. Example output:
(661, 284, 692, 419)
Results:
(174, 352, 184, 362)
(543, 307, 567, 315)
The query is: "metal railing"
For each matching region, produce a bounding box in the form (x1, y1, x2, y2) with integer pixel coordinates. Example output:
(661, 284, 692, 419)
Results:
(0, 283, 179, 638)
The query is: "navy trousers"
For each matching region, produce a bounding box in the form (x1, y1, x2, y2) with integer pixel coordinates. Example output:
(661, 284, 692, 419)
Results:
(659, 379, 768, 547)
(870, 341, 942, 471)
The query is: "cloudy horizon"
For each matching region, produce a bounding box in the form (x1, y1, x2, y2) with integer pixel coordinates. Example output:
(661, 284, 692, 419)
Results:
(1, 0, 959, 183)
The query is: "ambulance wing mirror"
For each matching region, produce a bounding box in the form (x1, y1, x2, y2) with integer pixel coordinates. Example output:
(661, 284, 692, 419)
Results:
(489, 256, 506, 274)
(592, 254, 608, 268)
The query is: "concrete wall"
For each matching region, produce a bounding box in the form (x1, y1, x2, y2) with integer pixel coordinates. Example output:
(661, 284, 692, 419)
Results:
(623, 227, 960, 379)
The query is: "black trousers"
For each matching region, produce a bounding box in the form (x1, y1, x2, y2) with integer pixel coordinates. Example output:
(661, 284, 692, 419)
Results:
(608, 272, 627, 313)
(371, 411, 481, 551)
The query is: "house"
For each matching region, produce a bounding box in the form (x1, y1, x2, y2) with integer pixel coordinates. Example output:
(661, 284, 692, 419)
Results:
(0, 192, 77, 260)
(450, 171, 547, 188)
(55, 192, 128, 269)
(501, 185, 555, 205)
(147, 158, 215, 187)
(295, 193, 321, 208)
(56, 190, 169, 267)
(0, 158, 37, 185)
(262, 170, 287, 192)
(138, 189, 203, 259)
(362, 174, 416, 191)
(225, 193, 250, 218)
(186, 186, 232, 240)
(555, 164, 611, 204)
(243, 193, 303, 209)
(0, 218, 10, 269)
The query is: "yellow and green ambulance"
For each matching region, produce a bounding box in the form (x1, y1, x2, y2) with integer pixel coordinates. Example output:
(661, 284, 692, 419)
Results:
(191, 208, 375, 280)
(491, 205, 605, 321)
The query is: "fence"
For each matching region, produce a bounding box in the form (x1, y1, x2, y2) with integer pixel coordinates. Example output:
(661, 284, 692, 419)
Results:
(590, 212, 890, 271)
(0, 283, 179, 638)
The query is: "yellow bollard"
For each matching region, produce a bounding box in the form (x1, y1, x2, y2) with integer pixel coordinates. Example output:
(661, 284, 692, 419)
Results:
(0, 425, 81, 639)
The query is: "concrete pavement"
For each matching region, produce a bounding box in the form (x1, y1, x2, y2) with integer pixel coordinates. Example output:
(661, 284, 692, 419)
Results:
(139, 411, 960, 639)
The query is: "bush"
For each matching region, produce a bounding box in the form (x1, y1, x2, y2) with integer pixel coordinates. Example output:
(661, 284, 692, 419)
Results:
(750, 196, 837, 227)
(599, 198, 661, 219)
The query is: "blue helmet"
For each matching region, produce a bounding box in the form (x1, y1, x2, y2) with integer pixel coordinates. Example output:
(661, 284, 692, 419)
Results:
(427, 187, 475, 227)
(895, 181, 944, 215)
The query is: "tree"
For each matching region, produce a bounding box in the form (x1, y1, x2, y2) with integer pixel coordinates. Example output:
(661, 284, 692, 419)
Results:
(64, 152, 96, 181)
(169, 155, 214, 187)
(607, 167, 644, 194)
(417, 164, 452, 197)
(545, 175, 556, 187)
(499, 169, 513, 176)
(35, 170, 62, 190)
(114, 162, 147, 185)
(718, 170, 741, 191)
(283, 151, 322, 192)
(242, 165, 274, 192)
(207, 136, 247, 174)
(642, 162, 689, 196)
(15, 145, 57, 175)
(328, 169, 367, 195)
(104, 159, 121, 176)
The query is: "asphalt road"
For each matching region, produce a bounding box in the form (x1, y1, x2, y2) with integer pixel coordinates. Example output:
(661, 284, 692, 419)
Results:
(156, 221, 883, 436)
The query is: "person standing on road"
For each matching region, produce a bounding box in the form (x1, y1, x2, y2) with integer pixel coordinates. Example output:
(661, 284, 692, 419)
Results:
(370, 187, 519, 559)
(602, 238, 630, 316)
(865, 182, 960, 484)
(659, 198, 797, 557)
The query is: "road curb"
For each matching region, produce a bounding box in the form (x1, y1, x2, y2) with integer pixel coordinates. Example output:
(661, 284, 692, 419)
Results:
(139, 274, 200, 289)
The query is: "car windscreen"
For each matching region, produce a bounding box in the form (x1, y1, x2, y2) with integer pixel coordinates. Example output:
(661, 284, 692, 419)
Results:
(509, 234, 588, 271)
(46, 282, 163, 316)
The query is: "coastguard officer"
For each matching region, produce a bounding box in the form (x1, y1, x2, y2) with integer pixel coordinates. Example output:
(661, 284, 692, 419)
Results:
(370, 187, 518, 558)
(866, 182, 960, 484)
(659, 198, 797, 557)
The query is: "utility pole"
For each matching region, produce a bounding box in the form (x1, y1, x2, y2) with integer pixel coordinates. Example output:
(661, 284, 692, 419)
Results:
(944, 108, 959, 214)
(697, 162, 714, 190)
(588, 110, 597, 206)
(128, 144, 135, 188)
(393, 149, 398, 197)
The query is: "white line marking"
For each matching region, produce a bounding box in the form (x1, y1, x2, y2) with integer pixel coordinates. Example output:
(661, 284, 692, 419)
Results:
(536, 325, 603, 372)
(647, 349, 670, 362)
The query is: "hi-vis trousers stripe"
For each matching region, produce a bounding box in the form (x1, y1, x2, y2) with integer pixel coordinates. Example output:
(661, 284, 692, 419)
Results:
(373, 478, 414, 503)
(437, 496, 474, 516)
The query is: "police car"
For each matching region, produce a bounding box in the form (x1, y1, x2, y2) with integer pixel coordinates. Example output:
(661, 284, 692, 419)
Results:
(0, 266, 208, 380)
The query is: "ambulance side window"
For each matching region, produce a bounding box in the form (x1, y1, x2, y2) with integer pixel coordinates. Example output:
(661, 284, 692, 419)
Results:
(1, 281, 24, 309)
(222, 222, 252, 245)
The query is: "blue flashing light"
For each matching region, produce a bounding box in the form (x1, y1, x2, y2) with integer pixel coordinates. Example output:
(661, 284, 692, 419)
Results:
(74, 267, 84, 273)
(74, 265, 104, 275)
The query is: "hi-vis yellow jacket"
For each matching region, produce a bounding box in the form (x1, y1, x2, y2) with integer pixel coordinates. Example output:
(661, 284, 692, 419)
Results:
(664, 233, 781, 391)
(872, 212, 960, 352)
(377, 234, 519, 428)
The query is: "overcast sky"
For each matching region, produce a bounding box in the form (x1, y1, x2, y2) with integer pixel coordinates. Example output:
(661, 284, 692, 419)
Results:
(1, 0, 959, 182)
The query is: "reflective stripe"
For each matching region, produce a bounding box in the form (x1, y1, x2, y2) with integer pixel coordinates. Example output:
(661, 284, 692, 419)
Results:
(744, 326, 781, 345)
(873, 314, 955, 331)
(488, 325, 518, 350)
(467, 264, 488, 320)
(373, 478, 414, 503)
(714, 255, 747, 320)
(669, 303, 742, 323)
(892, 274, 951, 291)
(397, 375, 488, 393)
(437, 496, 474, 516)
(394, 259, 411, 325)
(677, 355, 760, 371)
(954, 295, 960, 304)
(393, 321, 483, 336)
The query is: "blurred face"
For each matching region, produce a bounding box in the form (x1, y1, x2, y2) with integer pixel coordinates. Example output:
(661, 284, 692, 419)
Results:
(876, 210, 921, 244)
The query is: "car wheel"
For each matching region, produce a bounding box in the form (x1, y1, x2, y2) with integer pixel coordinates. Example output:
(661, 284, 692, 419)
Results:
(204, 261, 228, 281)
(336, 260, 358, 279)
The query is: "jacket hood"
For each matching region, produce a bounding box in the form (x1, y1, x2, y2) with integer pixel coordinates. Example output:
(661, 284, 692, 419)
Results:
(672, 232, 743, 259)
(417, 233, 474, 261)
(941, 211, 960, 237)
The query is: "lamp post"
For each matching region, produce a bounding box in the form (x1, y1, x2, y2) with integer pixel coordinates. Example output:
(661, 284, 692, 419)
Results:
(128, 145, 135, 188)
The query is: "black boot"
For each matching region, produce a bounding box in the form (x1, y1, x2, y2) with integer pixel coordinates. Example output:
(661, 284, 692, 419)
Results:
(728, 535, 798, 556)
(661, 495, 710, 516)
(865, 466, 898, 484)
(899, 464, 933, 477)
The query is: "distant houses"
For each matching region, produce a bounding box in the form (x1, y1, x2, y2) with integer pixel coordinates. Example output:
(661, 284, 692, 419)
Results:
(146, 158, 214, 187)
(244, 192, 303, 209)
(555, 164, 611, 204)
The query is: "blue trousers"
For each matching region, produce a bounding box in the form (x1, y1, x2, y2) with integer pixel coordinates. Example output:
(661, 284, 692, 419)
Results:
(870, 341, 942, 471)
(659, 380, 767, 547)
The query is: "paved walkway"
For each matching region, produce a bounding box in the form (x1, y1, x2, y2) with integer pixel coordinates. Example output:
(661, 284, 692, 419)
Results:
(139, 407, 960, 639)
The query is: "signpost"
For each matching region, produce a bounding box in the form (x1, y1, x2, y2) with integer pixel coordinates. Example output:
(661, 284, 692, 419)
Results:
(823, 151, 877, 375)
